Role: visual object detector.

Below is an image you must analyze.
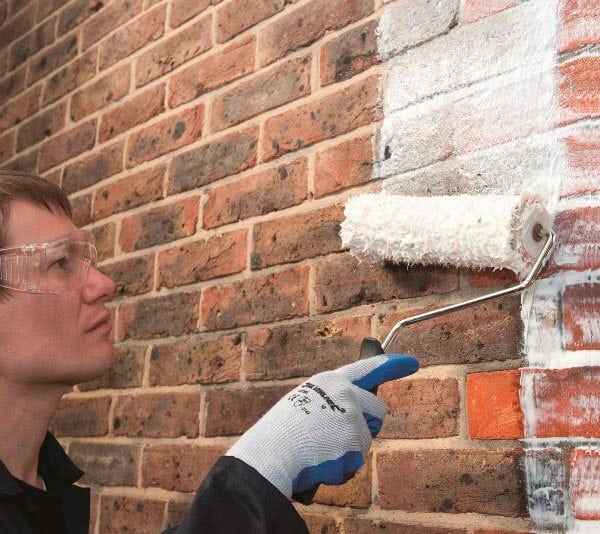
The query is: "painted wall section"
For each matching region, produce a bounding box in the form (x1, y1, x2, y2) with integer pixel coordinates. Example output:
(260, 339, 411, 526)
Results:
(376, 0, 600, 532)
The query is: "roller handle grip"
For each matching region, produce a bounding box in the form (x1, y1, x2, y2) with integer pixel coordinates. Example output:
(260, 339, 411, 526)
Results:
(292, 337, 385, 505)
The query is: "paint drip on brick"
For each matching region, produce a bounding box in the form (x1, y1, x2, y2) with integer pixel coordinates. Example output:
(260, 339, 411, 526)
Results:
(374, 0, 600, 531)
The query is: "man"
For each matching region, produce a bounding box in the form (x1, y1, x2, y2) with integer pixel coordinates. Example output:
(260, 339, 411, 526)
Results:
(0, 171, 419, 533)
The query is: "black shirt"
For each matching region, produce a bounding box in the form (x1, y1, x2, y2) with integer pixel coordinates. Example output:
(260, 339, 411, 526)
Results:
(0, 433, 308, 534)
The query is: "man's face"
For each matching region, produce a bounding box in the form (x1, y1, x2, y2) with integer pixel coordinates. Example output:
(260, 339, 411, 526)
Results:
(0, 200, 117, 386)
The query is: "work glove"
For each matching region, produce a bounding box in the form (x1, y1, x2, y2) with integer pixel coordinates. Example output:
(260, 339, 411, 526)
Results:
(226, 354, 419, 499)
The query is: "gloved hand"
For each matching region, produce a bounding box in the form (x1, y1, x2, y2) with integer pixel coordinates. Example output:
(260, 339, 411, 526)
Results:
(226, 354, 419, 499)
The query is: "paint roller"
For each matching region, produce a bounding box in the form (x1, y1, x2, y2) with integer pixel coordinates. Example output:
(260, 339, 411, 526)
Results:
(340, 193, 555, 361)
(293, 192, 555, 505)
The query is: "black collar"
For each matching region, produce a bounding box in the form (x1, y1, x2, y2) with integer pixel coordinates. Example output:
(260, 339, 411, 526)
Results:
(0, 432, 84, 496)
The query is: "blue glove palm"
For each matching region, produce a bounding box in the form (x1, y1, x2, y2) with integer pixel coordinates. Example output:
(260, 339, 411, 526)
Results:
(226, 354, 419, 498)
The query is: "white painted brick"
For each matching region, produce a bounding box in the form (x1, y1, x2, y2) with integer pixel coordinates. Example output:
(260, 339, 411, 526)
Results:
(378, 0, 459, 60)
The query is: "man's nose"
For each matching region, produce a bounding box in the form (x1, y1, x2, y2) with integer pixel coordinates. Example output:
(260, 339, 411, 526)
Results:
(82, 265, 117, 303)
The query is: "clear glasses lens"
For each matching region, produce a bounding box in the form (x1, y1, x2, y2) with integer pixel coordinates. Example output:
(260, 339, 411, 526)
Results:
(46, 240, 97, 294)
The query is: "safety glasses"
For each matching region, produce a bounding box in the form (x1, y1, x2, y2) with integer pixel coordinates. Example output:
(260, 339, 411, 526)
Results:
(0, 230, 98, 294)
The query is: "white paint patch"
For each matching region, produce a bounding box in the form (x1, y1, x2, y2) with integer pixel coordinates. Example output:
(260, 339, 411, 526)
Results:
(372, 0, 600, 531)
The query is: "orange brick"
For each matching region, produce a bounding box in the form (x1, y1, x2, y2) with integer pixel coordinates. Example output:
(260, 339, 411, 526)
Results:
(81, 0, 143, 50)
(563, 284, 600, 350)
(467, 370, 524, 440)
(558, 0, 600, 53)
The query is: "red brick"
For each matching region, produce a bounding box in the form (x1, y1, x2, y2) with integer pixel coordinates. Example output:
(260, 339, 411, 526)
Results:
(92, 222, 116, 261)
(135, 14, 212, 87)
(16, 102, 66, 151)
(0, 3, 35, 48)
(149, 333, 242, 386)
(126, 104, 204, 167)
(570, 448, 600, 520)
(377, 449, 526, 516)
(467, 370, 523, 440)
(62, 140, 124, 194)
(99, 496, 164, 534)
(42, 48, 97, 106)
(550, 207, 600, 273)
(203, 158, 308, 229)
(314, 452, 372, 508)
(2, 147, 38, 174)
(9, 15, 56, 69)
(258, 0, 374, 66)
(38, 119, 96, 172)
(78, 345, 146, 391)
(119, 196, 199, 252)
(210, 54, 311, 132)
(165, 499, 194, 531)
(70, 64, 131, 121)
(314, 254, 459, 314)
(158, 229, 247, 288)
(467, 268, 518, 288)
(201, 266, 309, 330)
(93, 164, 164, 219)
(99, 83, 165, 142)
(70, 193, 92, 227)
(69, 441, 140, 486)
(314, 135, 373, 198)
(100, 253, 155, 297)
(344, 518, 466, 534)
(379, 378, 460, 439)
(171, 0, 223, 28)
(168, 35, 255, 108)
(378, 296, 521, 366)
(118, 291, 201, 340)
(216, 0, 287, 43)
(167, 126, 258, 194)
(204, 385, 290, 436)
(558, 0, 600, 53)
(462, 0, 519, 23)
(246, 316, 370, 381)
(50, 396, 111, 437)
(0, 85, 40, 131)
(522, 367, 600, 438)
(559, 57, 600, 118)
(81, 0, 143, 50)
(263, 74, 379, 161)
(99, 4, 165, 69)
(142, 444, 226, 492)
(27, 34, 78, 86)
(563, 283, 600, 350)
(0, 66, 25, 106)
(320, 19, 379, 86)
(562, 132, 600, 198)
(112, 392, 201, 437)
(0, 131, 14, 163)
(57, 0, 109, 36)
(251, 204, 344, 269)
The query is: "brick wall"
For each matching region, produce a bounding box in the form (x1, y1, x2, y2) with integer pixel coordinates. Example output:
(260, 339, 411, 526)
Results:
(0, 0, 598, 532)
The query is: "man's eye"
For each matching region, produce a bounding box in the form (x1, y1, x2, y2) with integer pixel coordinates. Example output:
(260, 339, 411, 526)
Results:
(49, 257, 69, 269)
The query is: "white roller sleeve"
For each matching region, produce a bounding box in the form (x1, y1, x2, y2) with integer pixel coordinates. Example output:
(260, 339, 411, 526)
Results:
(340, 194, 550, 276)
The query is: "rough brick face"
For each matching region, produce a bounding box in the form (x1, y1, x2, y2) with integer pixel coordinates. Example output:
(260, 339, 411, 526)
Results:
(69, 442, 140, 487)
(81, 0, 144, 51)
(100, 253, 155, 297)
(168, 35, 255, 108)
(210, 54, 311, 132)
(167, 126, 258, 194)
(99, 83, 166, 142)
(149, 334, 242, 386)
(263, 74, 379, 161)
(99, 496, 164, 534)
(377, 449, 526, 516)
(201, 266, 309, 330)
(203, 158, 308, 229)
(79, 345, 146, 391)
(157, 229, 247, 288)
(42, 48, 97, 106)
(119, 196, 199, 252)
(38, 119, 96, 171)
(112, 392, 201, 437)
(258, 0, 374, 66)
(135, 14, 212, 87)
(16, 102, 66, 151)
(51, 397, 111, 437)
(126, 104, 204, 167)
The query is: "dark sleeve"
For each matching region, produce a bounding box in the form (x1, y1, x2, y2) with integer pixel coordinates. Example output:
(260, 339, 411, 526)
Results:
(164, 456, 309, 534)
